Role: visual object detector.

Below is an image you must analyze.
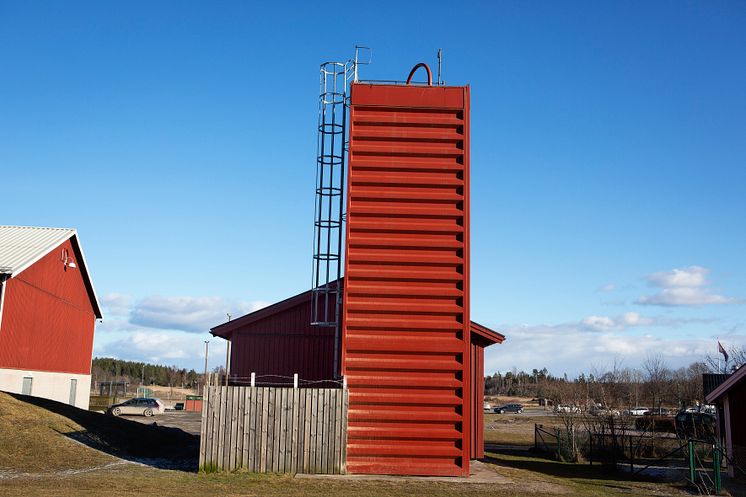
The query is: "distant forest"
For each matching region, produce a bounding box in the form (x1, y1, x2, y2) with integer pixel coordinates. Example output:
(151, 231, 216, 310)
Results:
(485, 345, 745, 409)
(91, 357, 202, 389)
(93, 344, 745, 407)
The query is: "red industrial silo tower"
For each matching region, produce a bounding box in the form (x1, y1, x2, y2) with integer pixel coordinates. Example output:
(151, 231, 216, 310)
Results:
(340, 63, 473, 477)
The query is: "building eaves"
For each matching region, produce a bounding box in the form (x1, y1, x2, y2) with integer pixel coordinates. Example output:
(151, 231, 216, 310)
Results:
(0, 226, 76, 275)
(0, 225, 103, 319)
(705, 364, 746, 403)
(470, 321, 505, 345)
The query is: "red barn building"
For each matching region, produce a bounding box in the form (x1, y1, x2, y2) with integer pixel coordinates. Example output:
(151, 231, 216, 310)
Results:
(0, 226, 102, 408)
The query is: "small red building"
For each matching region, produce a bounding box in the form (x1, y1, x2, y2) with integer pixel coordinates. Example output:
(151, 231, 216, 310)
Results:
(210, 285, 503, 463)
(706, 364, 746, 478)
(211, 289, 337, 386)
(0, 226, 102, 409)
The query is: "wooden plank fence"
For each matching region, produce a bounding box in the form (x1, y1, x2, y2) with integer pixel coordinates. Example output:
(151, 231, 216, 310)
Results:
(199, 385, 348, 474)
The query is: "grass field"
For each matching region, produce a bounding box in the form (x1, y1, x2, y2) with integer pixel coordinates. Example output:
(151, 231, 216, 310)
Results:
(0, 392, 702, 497)
(484, 411, 561, 446)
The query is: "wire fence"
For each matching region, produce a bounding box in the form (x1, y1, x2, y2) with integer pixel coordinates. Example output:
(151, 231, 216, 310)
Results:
(219, 373, 345, 389)
(533, 423, 742, 494)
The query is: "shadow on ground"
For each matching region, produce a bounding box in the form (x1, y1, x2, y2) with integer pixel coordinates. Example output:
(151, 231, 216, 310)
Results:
(8, 393, 199, 471)
(483, 443, 658, 483)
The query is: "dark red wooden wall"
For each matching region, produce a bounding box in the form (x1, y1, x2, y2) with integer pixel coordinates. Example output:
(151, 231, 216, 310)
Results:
(470, 335, 488, 460)
(219, 292, 337, 384)
(729, 379, 746, 463)
(0, 239, 96, 375)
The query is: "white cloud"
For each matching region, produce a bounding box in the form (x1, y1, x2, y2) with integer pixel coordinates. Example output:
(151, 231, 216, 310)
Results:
(95, 330, 228, 367)
(581, 315, 616, 331)
(598, 283, 616, 293)
(95, 318, 142, 333)
(93, 292, 269, 369)
(647, 266, 709, 288)
(636, 266, 740, 307)
(129, 296, 269, 333)
(637, 287, 737, 306)
(619, 312, 654, 327)
(101, 293, 132, 317)
(580, 312, 658, 332)
(484, 322, 744, 377)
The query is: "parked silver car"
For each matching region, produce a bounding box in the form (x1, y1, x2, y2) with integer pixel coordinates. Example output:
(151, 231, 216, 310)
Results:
(108, 397, 165, 417)
(628, 407, 650, 416)
(555, 404, 581, 414)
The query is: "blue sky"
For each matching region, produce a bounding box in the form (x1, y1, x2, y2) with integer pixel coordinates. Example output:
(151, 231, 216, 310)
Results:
(2, 1, 744, 377)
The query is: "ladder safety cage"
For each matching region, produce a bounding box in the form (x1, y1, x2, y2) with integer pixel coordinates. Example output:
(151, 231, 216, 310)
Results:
(311, 59, 358, 377)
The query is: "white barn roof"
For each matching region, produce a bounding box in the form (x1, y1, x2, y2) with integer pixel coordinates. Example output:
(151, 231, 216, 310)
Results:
(0, 226, 102, 318)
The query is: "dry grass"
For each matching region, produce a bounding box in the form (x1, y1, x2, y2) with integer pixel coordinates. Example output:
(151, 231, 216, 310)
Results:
(0, 392, 197, 472)
(483, 413, 561, 446)
(0, 392, 116, 472)
(0, 463, 692, 497)
(0, 393, 693, 497)
(143, 385, 199, 401)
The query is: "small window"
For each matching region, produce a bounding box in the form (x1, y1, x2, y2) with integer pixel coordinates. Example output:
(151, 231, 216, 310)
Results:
(69, 379, 77, 406)
(22, 377, 33, 395)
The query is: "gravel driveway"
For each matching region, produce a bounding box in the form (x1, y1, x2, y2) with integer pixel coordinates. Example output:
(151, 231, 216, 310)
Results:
(121, 411, 202, 435)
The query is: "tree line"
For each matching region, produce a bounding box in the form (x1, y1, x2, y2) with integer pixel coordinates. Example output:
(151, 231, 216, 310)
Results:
(91, 357, 201, 389)
(485, 344, 746, 411)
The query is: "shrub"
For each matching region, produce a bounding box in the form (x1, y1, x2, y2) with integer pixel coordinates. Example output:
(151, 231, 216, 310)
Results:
(635, 416, 675, 433)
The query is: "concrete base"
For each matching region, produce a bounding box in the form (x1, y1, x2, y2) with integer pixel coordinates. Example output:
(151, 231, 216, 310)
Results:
(0, 368, 91, 409)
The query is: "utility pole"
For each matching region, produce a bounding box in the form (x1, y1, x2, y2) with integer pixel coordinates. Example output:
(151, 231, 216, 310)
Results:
(225, 313, 232, 386)
(203, 340, 210, 395)
(141, 364, 144, 397)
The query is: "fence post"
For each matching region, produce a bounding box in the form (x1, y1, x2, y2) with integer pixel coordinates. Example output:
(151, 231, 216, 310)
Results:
(556, 428, 562, 460)
(251, 372, 255, 387)
(534, 424, 537, 451)
(713, 445, 722, 493)
(589, 432, 593, 466)
(629, 436, 633, 473)
(688, 440, 695, 483)
(293, 373, 298, 389)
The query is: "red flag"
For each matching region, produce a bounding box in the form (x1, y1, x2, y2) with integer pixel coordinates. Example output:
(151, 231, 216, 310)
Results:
(718, 341, 729, 362)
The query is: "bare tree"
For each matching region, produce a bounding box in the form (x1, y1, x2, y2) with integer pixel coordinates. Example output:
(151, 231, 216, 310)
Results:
(705, 344, 746, 373)
(643, 354, 670, 411)
(547, 380, 586, 461)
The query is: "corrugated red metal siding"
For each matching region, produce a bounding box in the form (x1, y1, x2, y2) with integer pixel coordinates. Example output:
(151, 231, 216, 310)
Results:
(229, 295, 336, 383)
(342, 83, 471, 476)
(0, 239, 96, 374)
